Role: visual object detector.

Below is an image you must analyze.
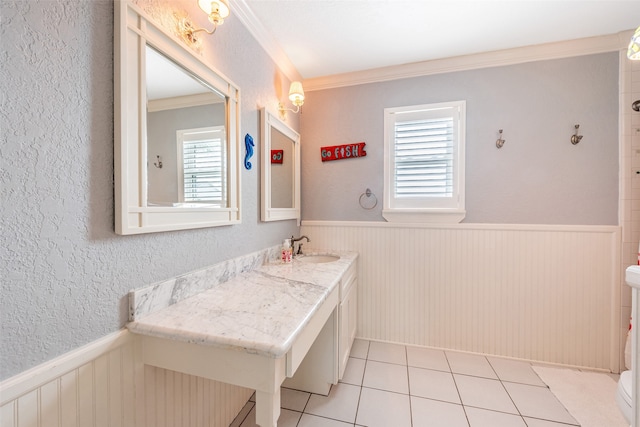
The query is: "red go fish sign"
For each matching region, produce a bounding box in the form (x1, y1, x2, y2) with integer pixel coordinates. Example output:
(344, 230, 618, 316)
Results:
(321, 142, 366, 162)
(271, 149, 283, 164)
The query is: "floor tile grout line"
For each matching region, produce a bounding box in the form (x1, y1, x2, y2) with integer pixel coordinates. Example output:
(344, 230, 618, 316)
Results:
(352, 339, 371, 427)
(359, 382, 463, 400)
(350, 356, 368, 426)
(287, 384, 569, 427)
(277, 390, 554, 427)
(231, 400, 254, 427)
(242, 340, 588, 427)
(486, 354, 500, 379)
(462, 403, 523, 417)
(500, 378, 548, 388)
(521, 414, 581, 427)
(488, 355, 527, 419)
(352, 357, 365, 427)
(444, 350, 471, 427)
(404, 344, 414, 427)
(298, 411, 357, 426)
(293, 388, 313, 427)
(500, 380, 525, 419)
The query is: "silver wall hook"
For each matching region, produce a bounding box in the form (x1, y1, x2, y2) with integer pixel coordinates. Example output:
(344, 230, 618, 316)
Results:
(496, 129, 505, 149)
(632, 100, 640, 112)
(153, 155, 163, 168)
(571, 124, 583, 145)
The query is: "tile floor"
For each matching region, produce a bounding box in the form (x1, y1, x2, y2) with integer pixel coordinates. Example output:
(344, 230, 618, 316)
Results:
(230, 339, 582, 427)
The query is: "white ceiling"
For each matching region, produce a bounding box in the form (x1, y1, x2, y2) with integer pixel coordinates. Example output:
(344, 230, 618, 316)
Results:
(146, 46, 210, 100)
(242, 0, 640, 80)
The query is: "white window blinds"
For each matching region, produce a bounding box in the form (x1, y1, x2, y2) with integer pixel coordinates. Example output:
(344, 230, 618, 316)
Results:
(177, 126, 226, 205)
(394, 116, 454, 198)
(383, 101, 466, 223)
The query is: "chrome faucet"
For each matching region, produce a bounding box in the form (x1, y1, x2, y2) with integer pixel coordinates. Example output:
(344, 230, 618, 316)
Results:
(291, 235, 310, 256)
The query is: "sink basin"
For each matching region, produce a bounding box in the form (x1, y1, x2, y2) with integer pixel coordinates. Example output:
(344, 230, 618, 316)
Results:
(298, 254, 340, 263)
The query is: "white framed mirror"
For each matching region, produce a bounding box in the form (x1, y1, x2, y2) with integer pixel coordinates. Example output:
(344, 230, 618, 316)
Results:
(260, 108, 300, 223)
(114, 0, 241, 235)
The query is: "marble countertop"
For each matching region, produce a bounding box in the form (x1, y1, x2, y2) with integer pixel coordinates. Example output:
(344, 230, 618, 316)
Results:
(127, 250, 358, 358)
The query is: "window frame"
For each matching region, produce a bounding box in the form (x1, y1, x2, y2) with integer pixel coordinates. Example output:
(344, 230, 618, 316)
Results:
(383, 101, 466, 223)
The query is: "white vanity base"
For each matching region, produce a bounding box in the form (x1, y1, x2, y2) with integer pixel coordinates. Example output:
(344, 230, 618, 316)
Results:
(282, 310, 338, 395)
(133, 284, 340, 427)
(128, 249, 358, 427)
(140, 335, 285, 426)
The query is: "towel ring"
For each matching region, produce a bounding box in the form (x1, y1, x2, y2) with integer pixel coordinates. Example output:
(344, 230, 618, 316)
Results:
(359, 188, 378, 210)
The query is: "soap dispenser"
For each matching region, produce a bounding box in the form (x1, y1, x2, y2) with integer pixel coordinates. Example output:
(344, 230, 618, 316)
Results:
(281, 239, 292, 263)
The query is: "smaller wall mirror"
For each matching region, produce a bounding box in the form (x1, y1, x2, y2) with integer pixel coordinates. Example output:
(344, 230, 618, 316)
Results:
(261, 108, 300, 223)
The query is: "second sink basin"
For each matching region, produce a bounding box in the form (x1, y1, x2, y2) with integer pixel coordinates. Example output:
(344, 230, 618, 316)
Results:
(298, 254, 340, 263)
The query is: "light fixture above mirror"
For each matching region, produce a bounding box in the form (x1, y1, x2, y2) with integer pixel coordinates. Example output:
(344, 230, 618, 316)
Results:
(628, 25, 640, 60)
(278, 81, 305, 118)
(180, 0, 230, 44)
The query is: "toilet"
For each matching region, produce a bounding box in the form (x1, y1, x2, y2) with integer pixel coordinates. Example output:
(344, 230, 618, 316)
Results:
(617, 265, 640, 427)
(617, 370, 632, 424)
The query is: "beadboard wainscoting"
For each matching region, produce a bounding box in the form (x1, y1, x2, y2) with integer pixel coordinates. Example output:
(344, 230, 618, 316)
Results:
(0, 331, 137, 427)
(143, 365, 252, 427)
(301, 221, 622, 372)
(0, 330, 252, 427)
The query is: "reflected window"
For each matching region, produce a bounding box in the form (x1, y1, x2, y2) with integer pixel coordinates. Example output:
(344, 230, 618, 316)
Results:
(177, 126, 226, 205)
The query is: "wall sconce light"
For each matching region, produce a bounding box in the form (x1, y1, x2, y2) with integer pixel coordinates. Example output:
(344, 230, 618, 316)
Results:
(278, 81, 305, 118)
(628, 25, 640, 60)
(181, 0, 230, 43)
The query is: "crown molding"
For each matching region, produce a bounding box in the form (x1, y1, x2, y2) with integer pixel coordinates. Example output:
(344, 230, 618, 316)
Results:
(232, 0, 302, 82)
(304, 30, 634, 92)
(230, 1, 633, 92)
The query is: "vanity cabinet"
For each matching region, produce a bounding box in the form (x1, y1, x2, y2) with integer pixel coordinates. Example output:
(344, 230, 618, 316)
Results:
(129, 249, 358, 426)
(282, 257, 358, 393)
(338, 261, 358, 379)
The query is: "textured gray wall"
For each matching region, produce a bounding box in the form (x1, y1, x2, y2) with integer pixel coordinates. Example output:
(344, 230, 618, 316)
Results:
(0, 0, 299, 380)
(300, 54, 619, 225)
(0, 0, 620, 381)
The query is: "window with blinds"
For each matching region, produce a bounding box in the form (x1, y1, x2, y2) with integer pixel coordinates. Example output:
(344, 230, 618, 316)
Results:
(177, 126, 226, 205)
(383, 101, 466, 223)
(394, 116, 454, 198)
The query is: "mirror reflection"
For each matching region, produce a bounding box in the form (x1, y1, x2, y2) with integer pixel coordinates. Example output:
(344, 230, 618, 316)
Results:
(269, 127, 294, 209)
(145, 46, 227, 207)
(114, 0, 241, 234)
(261, 108, 300, 222)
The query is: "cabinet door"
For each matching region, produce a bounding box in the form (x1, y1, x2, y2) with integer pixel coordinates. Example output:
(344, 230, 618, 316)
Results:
(347, 279, 358, 346)
(339, 279, 357, 379)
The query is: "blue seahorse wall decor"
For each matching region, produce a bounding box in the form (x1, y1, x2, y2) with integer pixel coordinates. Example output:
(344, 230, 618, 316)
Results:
(244, 133, 254, 170)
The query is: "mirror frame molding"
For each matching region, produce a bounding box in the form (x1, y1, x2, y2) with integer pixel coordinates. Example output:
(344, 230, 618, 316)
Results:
(260, 108, 301, 224)
(114, 0, 241, 235)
